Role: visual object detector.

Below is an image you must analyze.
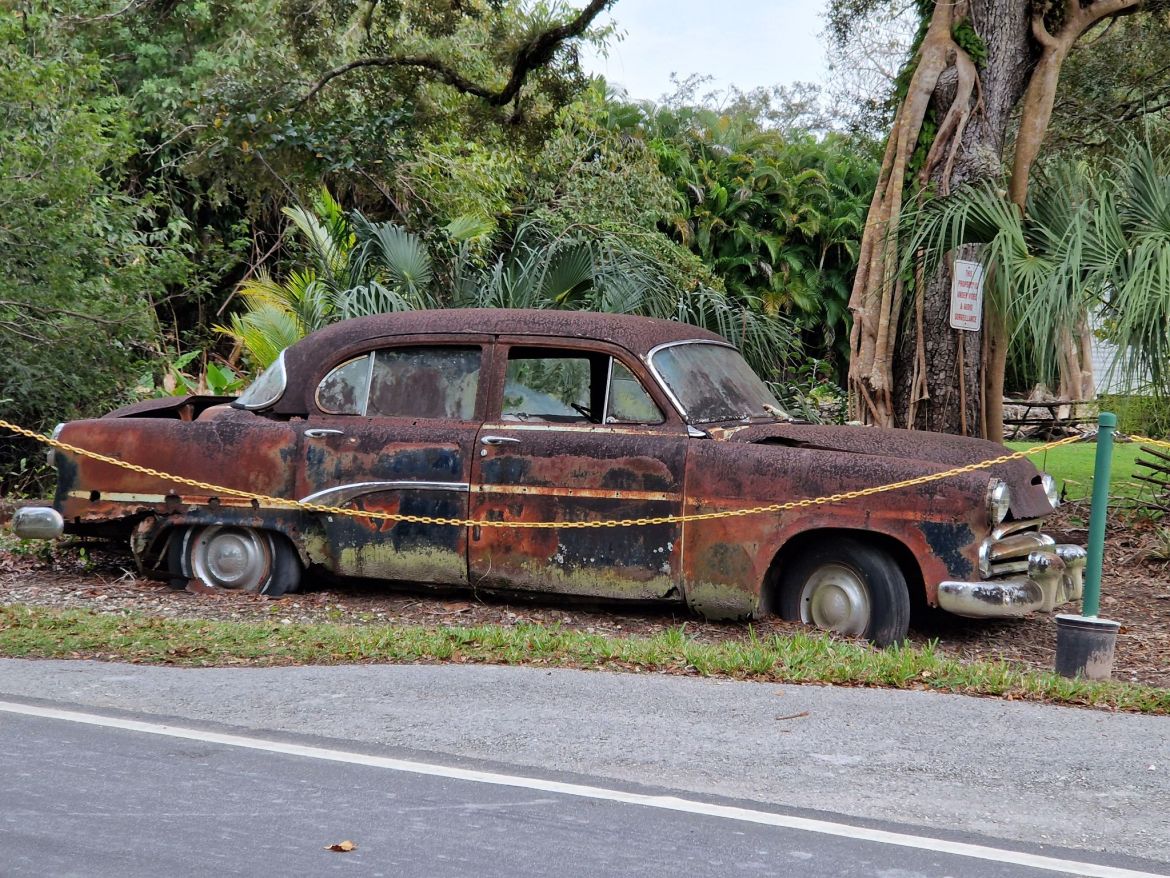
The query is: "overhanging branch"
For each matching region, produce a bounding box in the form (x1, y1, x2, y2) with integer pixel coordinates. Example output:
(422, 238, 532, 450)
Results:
(295, 0, 614, 108)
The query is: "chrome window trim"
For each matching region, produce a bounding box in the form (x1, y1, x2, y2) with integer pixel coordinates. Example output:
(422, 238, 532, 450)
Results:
(300, 481, 470, 507)
(235, 350, 288, 411)
(604, 357, 665, 426)
(644, 339, 740, 424)
(315, 352, 374, 416)
(602, 355, 614, 424)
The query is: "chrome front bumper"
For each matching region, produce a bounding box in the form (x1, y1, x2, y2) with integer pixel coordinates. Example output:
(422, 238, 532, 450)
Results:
(938, 518, 1086, 618)
(938, 537, 1087, 619)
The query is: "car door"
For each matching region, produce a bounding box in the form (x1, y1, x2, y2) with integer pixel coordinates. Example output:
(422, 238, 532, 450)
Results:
(469, 340, 687, 601)
(295, 340, 487, 585)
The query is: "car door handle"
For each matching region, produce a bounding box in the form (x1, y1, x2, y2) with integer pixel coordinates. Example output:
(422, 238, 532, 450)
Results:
(480, 435, 521, 446)
(304, 428, 345, 438)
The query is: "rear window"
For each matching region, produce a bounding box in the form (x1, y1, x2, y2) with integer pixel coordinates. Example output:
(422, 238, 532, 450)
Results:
(234, 351, 287, 411)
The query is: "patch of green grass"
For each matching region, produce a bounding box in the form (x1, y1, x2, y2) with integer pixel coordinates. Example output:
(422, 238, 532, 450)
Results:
(1, 605, 1165, 714)
(1008, 441, 1147, 501)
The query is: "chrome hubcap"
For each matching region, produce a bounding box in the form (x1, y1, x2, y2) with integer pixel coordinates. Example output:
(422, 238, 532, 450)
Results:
(190, 527, 271, 591)
(798, 562, 871, 636)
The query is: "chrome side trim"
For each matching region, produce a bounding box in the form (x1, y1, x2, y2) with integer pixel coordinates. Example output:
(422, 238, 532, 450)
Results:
(299, 481, 469, 506)
(481, 422, 667, 436)
(471, 484, 680, 503)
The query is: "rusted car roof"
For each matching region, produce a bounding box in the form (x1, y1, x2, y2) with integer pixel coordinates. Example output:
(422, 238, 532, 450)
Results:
(286, 308, 725, 363)
(273, 309, 729, 418)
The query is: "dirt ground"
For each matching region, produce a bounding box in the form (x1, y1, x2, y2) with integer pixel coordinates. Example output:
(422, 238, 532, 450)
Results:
(1, 505, 1168, 687)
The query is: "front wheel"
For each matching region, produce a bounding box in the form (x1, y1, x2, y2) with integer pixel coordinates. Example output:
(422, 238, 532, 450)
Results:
(778, 537, 910, 646)
(170, 525, 301, 597)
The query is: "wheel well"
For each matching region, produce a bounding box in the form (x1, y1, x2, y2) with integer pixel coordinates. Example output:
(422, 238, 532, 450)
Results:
(144, 521, 309, 575)
(760, 528, 924, 616)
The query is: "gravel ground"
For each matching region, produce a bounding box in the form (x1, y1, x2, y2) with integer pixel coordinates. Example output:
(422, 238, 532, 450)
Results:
(2, 507, 1168, 686)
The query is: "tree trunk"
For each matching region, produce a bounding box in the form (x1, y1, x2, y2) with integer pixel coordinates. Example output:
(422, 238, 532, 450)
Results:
(889, 1, 1036, 437)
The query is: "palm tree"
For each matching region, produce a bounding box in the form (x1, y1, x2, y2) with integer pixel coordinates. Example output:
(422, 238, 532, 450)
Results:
(907, 138, 1170, 428)
(221, 193, 798, 389)
(219, 189, 437, 367)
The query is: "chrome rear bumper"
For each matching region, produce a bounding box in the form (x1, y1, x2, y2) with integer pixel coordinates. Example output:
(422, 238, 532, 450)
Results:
(10, 506, 64, 540)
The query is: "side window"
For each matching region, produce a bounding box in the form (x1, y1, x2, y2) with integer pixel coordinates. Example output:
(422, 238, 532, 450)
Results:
(503, 349, 604, 423)
(368, 346, 481, 420)
(316, 354, 373, 415)
(606, 361, 663, 424)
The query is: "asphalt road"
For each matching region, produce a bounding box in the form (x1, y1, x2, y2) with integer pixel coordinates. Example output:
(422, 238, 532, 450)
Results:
(0, 660, 1167, 876)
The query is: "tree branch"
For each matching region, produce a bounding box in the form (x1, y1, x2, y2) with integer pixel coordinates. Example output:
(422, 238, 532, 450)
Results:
(1031, 12, 1058, 48)
(295, 0, 614, 108)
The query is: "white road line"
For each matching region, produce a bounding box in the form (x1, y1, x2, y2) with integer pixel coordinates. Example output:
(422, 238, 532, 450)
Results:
(0, 699, 1162, 878)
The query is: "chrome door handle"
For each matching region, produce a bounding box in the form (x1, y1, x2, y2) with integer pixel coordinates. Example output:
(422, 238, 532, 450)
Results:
(304, 428, 344, 438)
(480, 435, 521, 446)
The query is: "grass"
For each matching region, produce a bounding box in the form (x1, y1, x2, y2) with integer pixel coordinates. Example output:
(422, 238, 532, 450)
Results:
(1007, 440, 1149, 501)
(1, 604, 1166, 714)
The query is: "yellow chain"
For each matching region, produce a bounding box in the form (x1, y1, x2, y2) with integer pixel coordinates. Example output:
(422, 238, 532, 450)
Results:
(1131, 434, 1170, 452)
(0, 417, 1084, 529)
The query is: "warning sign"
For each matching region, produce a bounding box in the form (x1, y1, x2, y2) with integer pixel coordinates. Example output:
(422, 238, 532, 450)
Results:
(949, 259, 984, 331)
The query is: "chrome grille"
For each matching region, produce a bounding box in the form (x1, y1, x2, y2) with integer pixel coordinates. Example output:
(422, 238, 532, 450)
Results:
(980, 519, 1054, 578)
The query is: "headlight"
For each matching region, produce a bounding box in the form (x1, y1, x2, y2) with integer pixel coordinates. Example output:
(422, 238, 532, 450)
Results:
(1040, 472, 1060, 509)
(987, 478, 1011, 524)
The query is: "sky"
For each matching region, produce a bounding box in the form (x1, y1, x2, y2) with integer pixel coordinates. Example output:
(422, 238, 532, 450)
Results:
(580, 0, 832, 102)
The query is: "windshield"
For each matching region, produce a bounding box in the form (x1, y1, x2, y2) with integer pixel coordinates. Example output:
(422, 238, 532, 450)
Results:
(233, 350, 287, 411)
(651, 343, 785, 424)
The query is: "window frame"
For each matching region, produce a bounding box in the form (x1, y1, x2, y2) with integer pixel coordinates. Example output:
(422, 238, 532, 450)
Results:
(310, 340, 489, 422)
(487, 338, 679, 428)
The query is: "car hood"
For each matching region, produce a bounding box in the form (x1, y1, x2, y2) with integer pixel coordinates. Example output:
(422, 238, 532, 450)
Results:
(714, 422, 1054, 520)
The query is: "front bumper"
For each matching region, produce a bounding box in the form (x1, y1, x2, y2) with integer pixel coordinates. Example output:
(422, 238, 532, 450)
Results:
(938, 541, 1087, 619)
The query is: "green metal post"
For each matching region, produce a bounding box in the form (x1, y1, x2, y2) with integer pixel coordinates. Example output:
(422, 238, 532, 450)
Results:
(1082, 411, 1116, 619)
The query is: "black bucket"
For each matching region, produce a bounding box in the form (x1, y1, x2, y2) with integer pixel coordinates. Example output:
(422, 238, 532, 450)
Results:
(1054, 614, 1120, 681)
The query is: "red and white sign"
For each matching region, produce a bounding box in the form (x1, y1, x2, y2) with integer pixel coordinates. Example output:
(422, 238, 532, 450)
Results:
(949, 259, 984, 331)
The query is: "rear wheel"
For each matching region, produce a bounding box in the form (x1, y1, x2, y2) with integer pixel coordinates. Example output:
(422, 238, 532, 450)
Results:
(170, 525, 301, 596)
(778, 537, 910, 646)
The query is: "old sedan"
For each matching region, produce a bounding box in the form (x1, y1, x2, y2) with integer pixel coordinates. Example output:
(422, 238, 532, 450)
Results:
(13, 309, 1085, 645)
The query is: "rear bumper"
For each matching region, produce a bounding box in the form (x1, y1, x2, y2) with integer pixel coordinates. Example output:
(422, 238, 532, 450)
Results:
(10, 506, 64, 540)
(938, 544, 1086, 618)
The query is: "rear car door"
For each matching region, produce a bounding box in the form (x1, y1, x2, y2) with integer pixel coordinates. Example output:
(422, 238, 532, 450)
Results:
(295, 340, 487, 585)
(469, 340, 687, 601)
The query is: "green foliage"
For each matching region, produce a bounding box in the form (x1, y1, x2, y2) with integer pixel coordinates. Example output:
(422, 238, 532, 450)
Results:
(907, 136, 1170, 405)
(220, 189, 441, 367)
(221, 193, 798, 380)
(3, 604, 1168, 713)
(1005, 441, 1148, 501)
(1021, 10, 1170, 160)
(951, 18, 987, 69)
(599, 95, 878, 378)
(1098, 395, 1170, 440)
(0, 9, 175, 488)
(3, 0, 866, 489)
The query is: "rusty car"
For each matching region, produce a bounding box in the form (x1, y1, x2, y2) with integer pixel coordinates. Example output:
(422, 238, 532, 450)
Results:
(12, 309, 1086, 645)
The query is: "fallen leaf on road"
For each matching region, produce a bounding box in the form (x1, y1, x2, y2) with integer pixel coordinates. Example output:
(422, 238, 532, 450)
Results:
(325, 840, 357, 852)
